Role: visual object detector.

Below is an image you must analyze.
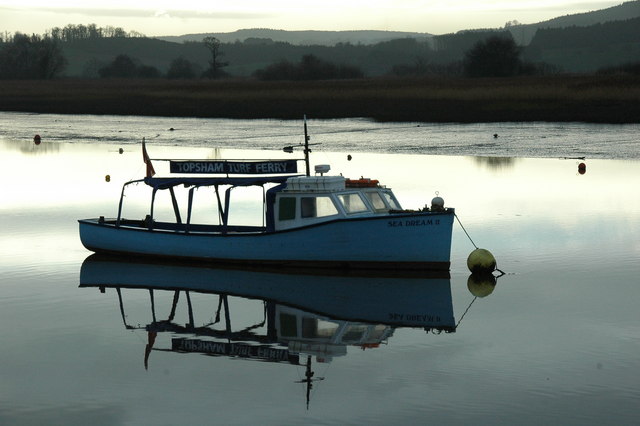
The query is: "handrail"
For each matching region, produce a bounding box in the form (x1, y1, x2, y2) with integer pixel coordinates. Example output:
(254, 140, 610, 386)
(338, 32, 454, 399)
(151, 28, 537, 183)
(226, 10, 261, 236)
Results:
(116, 179, 145, 227)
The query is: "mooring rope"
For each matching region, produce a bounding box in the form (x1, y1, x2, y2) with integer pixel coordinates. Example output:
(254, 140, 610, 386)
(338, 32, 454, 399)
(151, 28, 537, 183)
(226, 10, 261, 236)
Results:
(454, 213, 478, 249)
(456, 296, 477, 327)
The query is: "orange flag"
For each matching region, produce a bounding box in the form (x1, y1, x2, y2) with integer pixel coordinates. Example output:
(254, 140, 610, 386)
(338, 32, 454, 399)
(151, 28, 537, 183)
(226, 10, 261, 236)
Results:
(142, 137, 156, 177)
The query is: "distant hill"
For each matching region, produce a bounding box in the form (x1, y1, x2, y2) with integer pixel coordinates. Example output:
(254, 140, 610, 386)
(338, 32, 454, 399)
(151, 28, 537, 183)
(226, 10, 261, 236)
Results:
(508, 0, 640, 44)
(55, 1, 640, 77)
(158, 29, 432, 46)
(157, 2, 640, 47)
(523, 16, 640, 72)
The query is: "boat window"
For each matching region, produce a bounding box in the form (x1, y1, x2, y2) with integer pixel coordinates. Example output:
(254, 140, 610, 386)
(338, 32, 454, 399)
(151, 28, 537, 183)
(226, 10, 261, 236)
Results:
(368, 325, 389, 340)
(337, 193, 369, 214)
(302, 318, 339, 339)
(278, 197, 296, 221)
(301, 196, 339, 218)
(382, 192, 401, 210)
(341, 325, 367, 343)
(365, 192, 387, 212)
(279, 313, 298, 337)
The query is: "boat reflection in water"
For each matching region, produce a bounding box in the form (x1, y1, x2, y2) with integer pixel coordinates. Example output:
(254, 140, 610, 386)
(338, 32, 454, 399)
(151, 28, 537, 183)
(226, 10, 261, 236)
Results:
(79, 254, 457, 407)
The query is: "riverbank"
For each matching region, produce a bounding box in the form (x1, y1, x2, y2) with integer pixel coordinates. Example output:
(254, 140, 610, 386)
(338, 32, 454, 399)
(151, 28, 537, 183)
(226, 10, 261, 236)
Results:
(1, 76, 639, 123)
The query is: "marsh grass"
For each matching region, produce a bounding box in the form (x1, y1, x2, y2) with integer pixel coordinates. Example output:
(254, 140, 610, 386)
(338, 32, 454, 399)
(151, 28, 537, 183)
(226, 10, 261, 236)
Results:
(1, 75, 638, 123)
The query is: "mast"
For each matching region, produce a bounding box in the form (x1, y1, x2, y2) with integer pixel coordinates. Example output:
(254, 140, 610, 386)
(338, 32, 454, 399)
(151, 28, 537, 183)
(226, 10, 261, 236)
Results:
(282, 115, 319, 174)
(303, 115, 310, 177)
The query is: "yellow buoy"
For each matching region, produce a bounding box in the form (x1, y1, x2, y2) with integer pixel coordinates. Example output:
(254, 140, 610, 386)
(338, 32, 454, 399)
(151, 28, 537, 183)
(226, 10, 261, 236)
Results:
(105, 174, 111, 182)
(467, 248, 496, 274)
(467, 273, 497, 297)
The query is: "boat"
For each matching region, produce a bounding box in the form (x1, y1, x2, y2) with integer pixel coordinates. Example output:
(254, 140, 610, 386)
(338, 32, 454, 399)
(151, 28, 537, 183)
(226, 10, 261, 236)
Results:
(78, 120, 455, 270)
(79, 254, 456, 407)
(79, 254, 456, 363)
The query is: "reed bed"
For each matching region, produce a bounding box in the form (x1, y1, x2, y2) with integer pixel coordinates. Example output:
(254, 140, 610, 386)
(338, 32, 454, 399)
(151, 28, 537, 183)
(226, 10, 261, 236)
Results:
(0, 76, 638, 123)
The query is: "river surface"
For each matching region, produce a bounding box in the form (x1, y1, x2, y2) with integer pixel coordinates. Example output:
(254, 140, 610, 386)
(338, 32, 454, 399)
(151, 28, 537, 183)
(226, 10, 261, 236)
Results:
(1, 112, 639, 425)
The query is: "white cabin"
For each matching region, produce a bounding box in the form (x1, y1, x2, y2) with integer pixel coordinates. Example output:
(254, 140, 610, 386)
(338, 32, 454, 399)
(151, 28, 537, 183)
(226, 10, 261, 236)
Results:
(273, 176, 403, 231)
(276, 305, 394, 362)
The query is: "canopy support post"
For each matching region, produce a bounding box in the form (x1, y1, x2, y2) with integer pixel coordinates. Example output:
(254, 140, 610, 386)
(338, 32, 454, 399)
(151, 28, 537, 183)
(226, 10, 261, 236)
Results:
(148, 188, 158, 230)
(214, 185, 224, 226)
(169, 186, 182, 224)
(186, 187, 195, 233)
(222, 186, 234, 234)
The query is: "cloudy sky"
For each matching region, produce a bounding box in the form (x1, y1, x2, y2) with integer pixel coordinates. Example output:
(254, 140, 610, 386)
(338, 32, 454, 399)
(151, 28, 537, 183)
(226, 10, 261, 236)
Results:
(0, 0, 623, 36)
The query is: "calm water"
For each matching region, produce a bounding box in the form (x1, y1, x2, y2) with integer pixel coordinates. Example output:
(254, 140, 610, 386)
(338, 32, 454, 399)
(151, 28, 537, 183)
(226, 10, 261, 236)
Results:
(1, 113, 639, 425)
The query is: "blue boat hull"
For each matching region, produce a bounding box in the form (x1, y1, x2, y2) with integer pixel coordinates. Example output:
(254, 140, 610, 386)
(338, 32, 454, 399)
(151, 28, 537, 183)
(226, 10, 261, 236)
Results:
(78, 211, 454, 270)
(79, 254, 455, 329)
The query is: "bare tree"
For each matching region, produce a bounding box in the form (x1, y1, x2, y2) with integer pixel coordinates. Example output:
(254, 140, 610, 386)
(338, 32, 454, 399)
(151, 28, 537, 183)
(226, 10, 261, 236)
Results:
(38, 36, 67, 78)
(202, 36, 229, 78)
(0, 33, 66, 79)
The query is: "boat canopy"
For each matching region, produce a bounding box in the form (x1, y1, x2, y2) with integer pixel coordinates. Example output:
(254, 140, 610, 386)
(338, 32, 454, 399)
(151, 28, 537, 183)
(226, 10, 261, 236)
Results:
(143, 175, 299, 190)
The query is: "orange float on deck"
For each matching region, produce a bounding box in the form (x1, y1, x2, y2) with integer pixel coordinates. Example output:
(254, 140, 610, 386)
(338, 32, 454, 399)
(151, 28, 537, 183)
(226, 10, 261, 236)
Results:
(345, 178, 379, 188)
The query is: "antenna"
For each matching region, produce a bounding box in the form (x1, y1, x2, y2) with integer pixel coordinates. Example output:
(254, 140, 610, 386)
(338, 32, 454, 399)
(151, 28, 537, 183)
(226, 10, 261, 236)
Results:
(295, 355, 324, 409)
(303, 115, 310, 176)
(282, 115, 320, 176)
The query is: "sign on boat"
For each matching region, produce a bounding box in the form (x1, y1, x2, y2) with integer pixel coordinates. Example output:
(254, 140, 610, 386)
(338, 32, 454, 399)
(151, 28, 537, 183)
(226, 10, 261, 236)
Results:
(169, 160, 298, 174)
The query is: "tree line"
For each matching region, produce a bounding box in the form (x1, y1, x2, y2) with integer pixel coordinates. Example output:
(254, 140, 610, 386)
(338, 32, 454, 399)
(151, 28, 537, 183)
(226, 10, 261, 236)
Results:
(254, 54, 364, 80)
(0, 24, 143, 43)
(3, 21, 638, 80)
(0, 30, 553, 80)
(0, 24, 142, 79)
(47, 23, 145, 41)
(94, 34, 556, 80)
(0, 33, 66, 79)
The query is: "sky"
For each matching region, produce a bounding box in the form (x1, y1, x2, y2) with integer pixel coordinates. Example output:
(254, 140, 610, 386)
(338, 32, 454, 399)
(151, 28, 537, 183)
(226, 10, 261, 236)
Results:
(0, 0, 625, 37)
